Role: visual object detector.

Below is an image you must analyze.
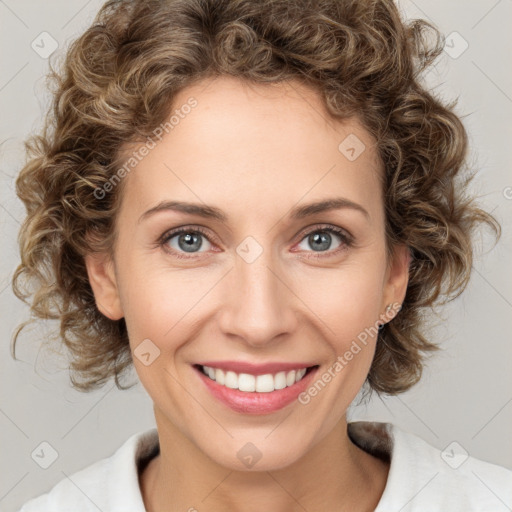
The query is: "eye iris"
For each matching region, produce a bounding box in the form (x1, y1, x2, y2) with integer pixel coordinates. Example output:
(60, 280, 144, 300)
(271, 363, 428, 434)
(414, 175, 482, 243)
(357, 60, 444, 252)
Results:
(309, 232, 331, 251)
(178, 232, 203, 252)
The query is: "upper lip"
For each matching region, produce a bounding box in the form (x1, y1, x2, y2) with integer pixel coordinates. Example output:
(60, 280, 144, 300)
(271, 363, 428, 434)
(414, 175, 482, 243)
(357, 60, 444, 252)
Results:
(194, 361, 318, 376)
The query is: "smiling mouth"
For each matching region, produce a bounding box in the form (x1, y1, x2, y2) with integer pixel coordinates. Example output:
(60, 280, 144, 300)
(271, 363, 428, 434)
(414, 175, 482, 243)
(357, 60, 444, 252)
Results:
(193, 364, 319, 393)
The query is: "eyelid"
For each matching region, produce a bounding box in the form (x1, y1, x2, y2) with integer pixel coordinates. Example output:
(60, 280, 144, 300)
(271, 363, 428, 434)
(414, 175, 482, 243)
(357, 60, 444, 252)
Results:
(159, 224, 220, 246)
(294, 223, 354, 244)
(157, 225, 220, 261)
(291, 224, 354, 259)
(158, 222, 354, 259)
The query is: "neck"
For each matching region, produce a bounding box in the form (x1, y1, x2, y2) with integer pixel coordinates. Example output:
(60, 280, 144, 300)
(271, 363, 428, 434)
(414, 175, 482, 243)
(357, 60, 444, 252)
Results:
(140, 408, 389, 512)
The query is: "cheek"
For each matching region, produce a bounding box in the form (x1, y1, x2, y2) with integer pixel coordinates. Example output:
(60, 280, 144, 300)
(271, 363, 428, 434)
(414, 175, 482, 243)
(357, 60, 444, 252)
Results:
(293, 262, 386, 343)
(118, 259, 217, 364)
(117, 234, 388, 356)
(118, 269, 197, 403)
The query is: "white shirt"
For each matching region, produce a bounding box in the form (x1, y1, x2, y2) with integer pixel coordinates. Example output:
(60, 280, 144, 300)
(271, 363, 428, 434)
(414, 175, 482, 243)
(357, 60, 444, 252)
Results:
(18, 421, 512, 511)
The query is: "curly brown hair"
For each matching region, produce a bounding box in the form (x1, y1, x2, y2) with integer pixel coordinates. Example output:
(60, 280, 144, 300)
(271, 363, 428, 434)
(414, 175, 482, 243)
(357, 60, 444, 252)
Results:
(11, 0, 499, 395)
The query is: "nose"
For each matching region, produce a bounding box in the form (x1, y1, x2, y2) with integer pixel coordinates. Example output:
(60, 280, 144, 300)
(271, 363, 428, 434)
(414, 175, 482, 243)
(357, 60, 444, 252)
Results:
(216, 245, 298, 348)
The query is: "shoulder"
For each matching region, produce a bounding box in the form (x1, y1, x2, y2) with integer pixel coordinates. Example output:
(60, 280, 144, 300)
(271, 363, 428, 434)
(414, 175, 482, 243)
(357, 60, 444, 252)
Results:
(18, 428, 159, 512)
(391, 424, 512, 510)
(348, 421, 512, 511)
(18, 458, 108, 511)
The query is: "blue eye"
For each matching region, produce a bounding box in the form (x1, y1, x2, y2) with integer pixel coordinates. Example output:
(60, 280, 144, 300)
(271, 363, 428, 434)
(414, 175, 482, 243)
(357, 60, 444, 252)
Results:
(160, 227, 214, 259)
(159, 224, 353, 260)
(295, 226, 353, 259)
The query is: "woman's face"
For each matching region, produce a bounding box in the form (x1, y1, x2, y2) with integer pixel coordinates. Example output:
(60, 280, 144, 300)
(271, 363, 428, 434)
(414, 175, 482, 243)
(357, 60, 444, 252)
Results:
(86, 75, 409, 471)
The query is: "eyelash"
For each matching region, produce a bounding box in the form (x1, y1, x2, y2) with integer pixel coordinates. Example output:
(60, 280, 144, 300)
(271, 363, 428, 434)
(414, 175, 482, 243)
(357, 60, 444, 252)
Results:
(158, 224, 354, 260)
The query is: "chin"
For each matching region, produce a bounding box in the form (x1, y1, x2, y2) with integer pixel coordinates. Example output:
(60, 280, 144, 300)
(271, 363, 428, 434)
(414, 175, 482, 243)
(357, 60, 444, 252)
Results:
(205, 439, 308, 472)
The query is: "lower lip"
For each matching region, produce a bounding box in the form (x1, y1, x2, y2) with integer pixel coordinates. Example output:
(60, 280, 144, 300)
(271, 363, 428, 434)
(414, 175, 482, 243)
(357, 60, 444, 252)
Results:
(193, 365, 319, 414)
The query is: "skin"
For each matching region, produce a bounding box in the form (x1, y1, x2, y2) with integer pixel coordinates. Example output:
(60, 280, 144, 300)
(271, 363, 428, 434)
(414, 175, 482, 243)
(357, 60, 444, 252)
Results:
(85, 75, 410, 512)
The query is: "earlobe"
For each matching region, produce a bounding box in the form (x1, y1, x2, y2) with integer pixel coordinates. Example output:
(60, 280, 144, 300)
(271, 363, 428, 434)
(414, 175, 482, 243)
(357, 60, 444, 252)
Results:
(84, 252, 124, 320)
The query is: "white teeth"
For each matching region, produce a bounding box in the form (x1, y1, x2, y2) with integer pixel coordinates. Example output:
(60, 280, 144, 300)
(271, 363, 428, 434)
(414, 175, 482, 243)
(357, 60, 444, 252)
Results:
(201, 365, 310, 393)
(215, 368, 225, 385)
(296, 368, 307, 381)
(255, 374, 274, 393)
(238, 373, 256, 392)
(224, 371, 238, 389)
(274, 371, 287, 390)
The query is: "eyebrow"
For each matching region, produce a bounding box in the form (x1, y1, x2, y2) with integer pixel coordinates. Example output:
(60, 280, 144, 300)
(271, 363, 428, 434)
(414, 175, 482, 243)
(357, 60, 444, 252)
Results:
(138, 197, 370, 224)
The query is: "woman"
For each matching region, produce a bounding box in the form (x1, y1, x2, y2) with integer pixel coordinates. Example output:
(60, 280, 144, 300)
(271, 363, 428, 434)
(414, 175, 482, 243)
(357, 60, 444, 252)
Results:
(12, 0, 512, 510)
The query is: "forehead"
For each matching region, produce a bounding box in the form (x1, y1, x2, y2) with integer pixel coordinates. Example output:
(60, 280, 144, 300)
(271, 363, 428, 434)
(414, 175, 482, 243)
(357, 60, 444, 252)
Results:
(119, 76, 383, 224)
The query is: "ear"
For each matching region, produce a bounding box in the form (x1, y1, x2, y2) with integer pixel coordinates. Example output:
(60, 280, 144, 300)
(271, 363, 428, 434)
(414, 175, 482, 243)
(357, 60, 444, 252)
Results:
(381, 244, 411, 312)
(84, 252, 124, 320)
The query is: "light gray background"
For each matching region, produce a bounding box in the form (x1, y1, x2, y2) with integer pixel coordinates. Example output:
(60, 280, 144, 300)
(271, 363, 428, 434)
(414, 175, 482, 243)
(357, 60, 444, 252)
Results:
(1, 1, 511, 510)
